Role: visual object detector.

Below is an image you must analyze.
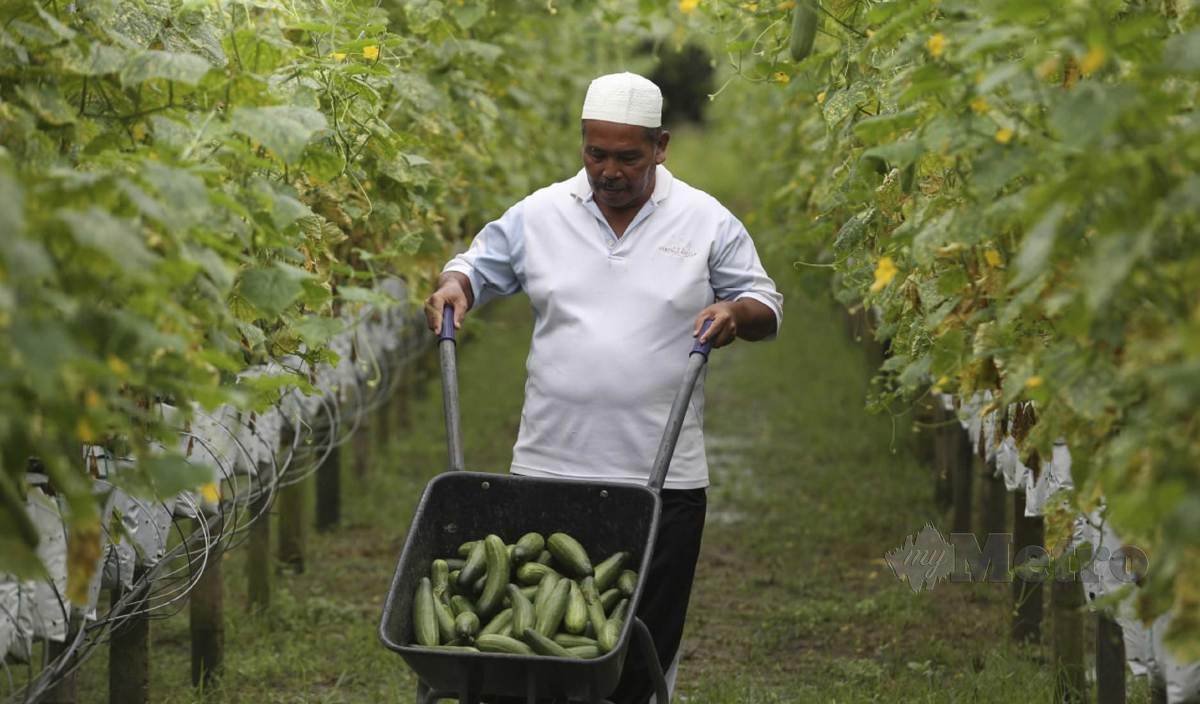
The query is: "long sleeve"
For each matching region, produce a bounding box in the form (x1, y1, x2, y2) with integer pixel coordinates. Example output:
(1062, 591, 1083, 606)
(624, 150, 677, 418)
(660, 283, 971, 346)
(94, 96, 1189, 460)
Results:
(442, 201, 525, 308)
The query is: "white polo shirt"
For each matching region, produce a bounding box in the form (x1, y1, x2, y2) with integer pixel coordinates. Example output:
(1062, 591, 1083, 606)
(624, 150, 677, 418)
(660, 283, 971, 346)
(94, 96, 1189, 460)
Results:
(444, 165, 782, 490)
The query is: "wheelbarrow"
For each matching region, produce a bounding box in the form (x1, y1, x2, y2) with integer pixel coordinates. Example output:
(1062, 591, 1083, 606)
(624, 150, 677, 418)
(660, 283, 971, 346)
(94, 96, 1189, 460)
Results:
(379, 307, 714, 703)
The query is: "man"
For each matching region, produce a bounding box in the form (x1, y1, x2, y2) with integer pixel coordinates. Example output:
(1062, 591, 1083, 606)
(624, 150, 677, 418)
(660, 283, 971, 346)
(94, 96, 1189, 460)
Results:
(424, 72, 782, 702)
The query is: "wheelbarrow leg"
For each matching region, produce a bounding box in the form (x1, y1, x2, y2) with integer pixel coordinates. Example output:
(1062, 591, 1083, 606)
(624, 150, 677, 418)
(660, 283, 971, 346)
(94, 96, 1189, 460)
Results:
(632, 617, 670, 704)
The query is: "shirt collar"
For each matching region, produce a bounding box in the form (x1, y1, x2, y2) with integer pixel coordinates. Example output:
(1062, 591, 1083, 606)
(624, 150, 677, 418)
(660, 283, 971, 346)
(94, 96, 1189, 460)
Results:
(569, 164, 675, 205)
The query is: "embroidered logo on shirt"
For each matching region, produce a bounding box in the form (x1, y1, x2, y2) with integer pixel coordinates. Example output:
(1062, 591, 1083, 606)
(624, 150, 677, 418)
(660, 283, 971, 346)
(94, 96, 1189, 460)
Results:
(657, 244, 698, 259)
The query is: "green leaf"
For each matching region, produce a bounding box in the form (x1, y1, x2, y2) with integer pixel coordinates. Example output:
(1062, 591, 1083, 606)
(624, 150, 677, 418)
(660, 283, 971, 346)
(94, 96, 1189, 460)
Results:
(292, 316, 342, 348)
(853, 109, 920, 143)
(231, 106, 328, 163)
(15, 84, 77, 126)
(139, 455, 213, 500)
(1011, 203, 1065, 290)
(121, 49, 212, 86)
(339, 286, 396, 307)
(238, 265, 307, 318)
(59, 207, 155, 272)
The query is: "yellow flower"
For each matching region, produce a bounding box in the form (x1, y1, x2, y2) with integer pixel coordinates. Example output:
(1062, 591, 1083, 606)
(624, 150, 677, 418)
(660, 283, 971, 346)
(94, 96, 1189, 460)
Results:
(984, 248, 1003, 267)
(869, 256, 898, 293)
(926, 33, 946, 58)
(1079, 46, 1105, 76)
(1026, 376, 1044, 388)
(772, 71, 790, 84)
(994, 127, 1014, 144)
(76, 418, 96, 442)
(200, 482, 221, 503)
(740, 1, 759, 10)
(362, 45, 380, 61)
(816, 90, 827, 104)
(679, 0, 700, 12)
(331, 52, 347, 62)
(84, 389, 101, 408)
(107, 355, 130, 377)
(970, 96, 989, 115)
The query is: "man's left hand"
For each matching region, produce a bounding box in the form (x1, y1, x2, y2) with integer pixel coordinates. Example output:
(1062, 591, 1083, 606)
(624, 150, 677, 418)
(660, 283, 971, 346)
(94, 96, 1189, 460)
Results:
(694, 298, 777, 348)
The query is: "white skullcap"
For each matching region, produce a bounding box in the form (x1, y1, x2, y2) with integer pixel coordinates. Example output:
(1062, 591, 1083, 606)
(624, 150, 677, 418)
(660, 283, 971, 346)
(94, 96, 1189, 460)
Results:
(581, 72, 663, 128)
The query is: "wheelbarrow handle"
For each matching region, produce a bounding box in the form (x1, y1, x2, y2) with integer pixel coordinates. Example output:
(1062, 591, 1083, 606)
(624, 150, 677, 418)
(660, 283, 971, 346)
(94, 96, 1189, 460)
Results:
(438, 305, 465, 472)
(647, 319, 715, 492)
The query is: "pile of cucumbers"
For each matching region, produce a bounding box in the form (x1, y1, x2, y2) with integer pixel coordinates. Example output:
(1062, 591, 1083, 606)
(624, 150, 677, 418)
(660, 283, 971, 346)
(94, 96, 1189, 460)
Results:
(410, 531, 639, 658)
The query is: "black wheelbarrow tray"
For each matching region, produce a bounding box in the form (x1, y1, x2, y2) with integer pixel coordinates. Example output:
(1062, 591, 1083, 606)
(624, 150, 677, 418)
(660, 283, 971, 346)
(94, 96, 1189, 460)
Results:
(380, 307, 714, 704)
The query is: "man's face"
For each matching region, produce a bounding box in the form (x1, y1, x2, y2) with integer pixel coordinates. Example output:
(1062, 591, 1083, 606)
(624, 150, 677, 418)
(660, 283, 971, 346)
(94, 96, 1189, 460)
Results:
(581, 120, 669, 212)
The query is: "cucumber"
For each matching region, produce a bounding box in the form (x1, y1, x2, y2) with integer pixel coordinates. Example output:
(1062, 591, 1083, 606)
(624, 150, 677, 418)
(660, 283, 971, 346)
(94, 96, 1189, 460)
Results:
(519, 584, 538, 600)
(476, 535, 510, 616)
(581, 577, 608, 636)
(413, 577, 439, 646)
(564, 581, 588, 635)
(508, 584, 535, 639)
(533, 571, 561, 611)
(449, 569, 461, 586)
(523, 628, 575, 658)
(423, 644, 479, 652)
(567, 644, 601, 659)
(512, 532, 545, 564)
(433, 595, 457, 643)
(458, 539, 487, 589)
(480, 607, 513, 637)
(457, 541, 477, 558)
(534, 578, 572, 637)
(472, 573, 487, 594)
(450, 595, 476, 617)
(431, 559, 450, 600)
(598, 619, 620, 653)
(507, 544, 517, 563)
(599, 588, 620, 613)
(554, 633, 599, 648)
(455, 611, 480, 641)
(516, 562, 558, 585)
(547, 533, 593, 577)
(616, 570, 637, 597)
(593, 552, 628, 592)
(789, 0, 819, 62)
(535, 550, 553, 566)
(476, 633, 534, 655)
(610, 598, 629, 624)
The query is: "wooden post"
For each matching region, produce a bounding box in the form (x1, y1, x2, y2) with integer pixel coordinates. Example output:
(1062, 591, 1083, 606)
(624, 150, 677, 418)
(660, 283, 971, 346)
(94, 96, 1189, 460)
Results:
(315, 424, 341, 532)
(932, 402, 953, 512)
(352, 413, 370, 479)
(979, 459, 1008, 578)
(278, 473, 307, 574)
(1012, 490, 1045, 643)
(1151, 680, 1168, 704)
(109, 567, 149, 704)
(1096, 613, 1126, 704)
(247, 463, 272, 612)
(951, 424, 974, 535)
(190, 541, 224, 688)
(376, 383, 392, 452)
(1052, 573, 1089, 703)
(913, 393, 937, 468)
(44, 614, 80, 704)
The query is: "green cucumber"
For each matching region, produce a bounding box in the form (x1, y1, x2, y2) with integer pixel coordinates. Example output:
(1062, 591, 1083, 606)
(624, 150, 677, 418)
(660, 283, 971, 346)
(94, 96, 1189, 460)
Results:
(554, 633, 599, 648)
(563, 581, 588, 635)
(533, 571, 561, 611)
(444, 558, 466, 571)
(413, 577, 439, 646)
(476, 534, 510, 616)
(616, 569, 637, 597)
(523, 628, 575, 658)
(457, 540, 477, 558)
(598, 620, 620, 653)
(458, 539, 487, 589)
(789, 0, 819, 62)
(567, 644, 601, 659)
(431, 559, 450, 600)
(581, 577, 607, 636)
(476, 633, 534, 655)
(599, 588, 620, 613)
(455, 611, 480, 641)
(534, 578, 572, 637)
(536, 550, 553, 566)
(593, 551, 628, 592)
(450, 595, 476, 617)
(433, 595, 457, 643)
(516, 561, 558, 585)
(480, 607, 513, 637)
(508, 584, 535, 639)
(610, 598, 629, 624)
(547, 533, 593, 577)
(512, 532, 545, 564)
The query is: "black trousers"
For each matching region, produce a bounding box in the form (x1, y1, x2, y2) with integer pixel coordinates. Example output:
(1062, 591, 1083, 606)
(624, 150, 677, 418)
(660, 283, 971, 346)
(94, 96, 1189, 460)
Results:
(481, 488, 707, 704)
(609, 487, 707, 704)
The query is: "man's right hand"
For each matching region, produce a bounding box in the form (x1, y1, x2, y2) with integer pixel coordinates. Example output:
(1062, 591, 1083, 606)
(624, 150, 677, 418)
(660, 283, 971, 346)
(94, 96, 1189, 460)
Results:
(424, 272, 474, 335)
